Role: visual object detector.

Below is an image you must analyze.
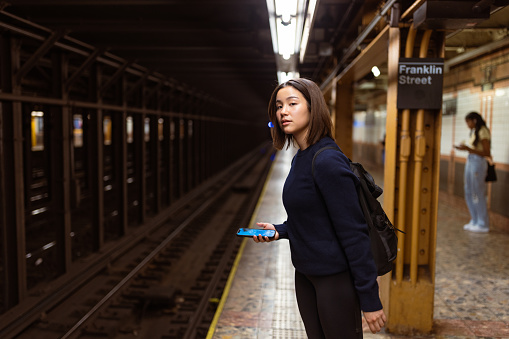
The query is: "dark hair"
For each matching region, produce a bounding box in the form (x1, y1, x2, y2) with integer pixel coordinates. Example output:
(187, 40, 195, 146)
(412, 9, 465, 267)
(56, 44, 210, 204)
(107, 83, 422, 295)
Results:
(267, 78, 333, 150)
(465, 111, 488, 147)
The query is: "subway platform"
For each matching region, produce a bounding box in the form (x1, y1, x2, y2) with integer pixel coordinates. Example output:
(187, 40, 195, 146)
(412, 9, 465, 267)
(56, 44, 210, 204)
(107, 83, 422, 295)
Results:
(207, 148, 509, 339)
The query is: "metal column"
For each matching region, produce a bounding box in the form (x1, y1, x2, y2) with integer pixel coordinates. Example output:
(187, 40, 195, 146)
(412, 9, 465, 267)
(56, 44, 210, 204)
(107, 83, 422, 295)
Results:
(381, 24, 445, 335)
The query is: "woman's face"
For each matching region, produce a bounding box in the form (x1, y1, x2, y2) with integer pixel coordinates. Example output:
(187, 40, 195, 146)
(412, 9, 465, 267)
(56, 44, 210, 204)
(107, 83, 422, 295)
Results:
(466, 118, 476, 129)
(275, 86, 310, 144)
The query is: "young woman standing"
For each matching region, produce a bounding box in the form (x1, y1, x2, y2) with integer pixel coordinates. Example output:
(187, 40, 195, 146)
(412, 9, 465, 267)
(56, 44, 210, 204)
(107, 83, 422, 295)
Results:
(253, 78, 386, 338)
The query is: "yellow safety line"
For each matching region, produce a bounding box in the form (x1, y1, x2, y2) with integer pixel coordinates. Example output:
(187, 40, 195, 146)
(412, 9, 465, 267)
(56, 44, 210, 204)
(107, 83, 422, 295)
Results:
(206, 151, 279, 339)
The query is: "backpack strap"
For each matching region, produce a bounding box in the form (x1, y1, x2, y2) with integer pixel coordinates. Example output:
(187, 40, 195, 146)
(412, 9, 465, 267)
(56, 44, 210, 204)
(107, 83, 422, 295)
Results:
(312, 147, 380, 228)
(313, 147, 382, 217)
(311, 146, 343, 179)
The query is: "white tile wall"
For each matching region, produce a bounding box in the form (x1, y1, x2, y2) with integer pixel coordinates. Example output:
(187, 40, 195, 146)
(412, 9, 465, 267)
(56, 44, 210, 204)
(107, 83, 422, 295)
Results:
(353, 86, 509, 165)
(353, 111, 386, 145)
(441, 115, 455, 157)
(492, 88, 509, 164)
(443, 86, 509, 165)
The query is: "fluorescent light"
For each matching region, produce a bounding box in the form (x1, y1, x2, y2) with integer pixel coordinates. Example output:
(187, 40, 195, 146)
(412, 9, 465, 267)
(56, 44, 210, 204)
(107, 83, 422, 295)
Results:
(275, 0, 298, 60)
(281, 12, 292, 24)
(267, 0, 309, 73)
(278, 71, 300, 84)
(275, 0, 298, 19)
(299, 0, 319, 63)
(371, 66, 381, 77)
(277, 19, 296, 59)
(495, 89, 505, 97)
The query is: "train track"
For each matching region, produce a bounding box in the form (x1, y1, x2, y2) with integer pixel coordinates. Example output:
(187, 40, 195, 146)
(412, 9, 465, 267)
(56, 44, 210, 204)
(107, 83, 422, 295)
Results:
(9, 145, 275, 339)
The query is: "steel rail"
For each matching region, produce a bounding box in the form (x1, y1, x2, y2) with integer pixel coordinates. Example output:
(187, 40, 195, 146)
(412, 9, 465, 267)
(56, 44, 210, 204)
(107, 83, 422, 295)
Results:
(182, 226, 239, 339)
(59, 146, 268, 339)
(0, 145, 266, 338)
(61, 193, 217, 339)
(182, 154, 272, 339)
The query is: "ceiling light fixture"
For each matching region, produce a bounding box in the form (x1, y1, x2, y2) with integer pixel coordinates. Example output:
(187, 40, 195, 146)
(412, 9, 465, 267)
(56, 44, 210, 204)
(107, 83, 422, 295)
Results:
(275, 0, 298, 60)
(371, 66, 381, 77)
(278, 71, 301, 84)
(267, 0, 313, 82)
(299, 0, 319, 63)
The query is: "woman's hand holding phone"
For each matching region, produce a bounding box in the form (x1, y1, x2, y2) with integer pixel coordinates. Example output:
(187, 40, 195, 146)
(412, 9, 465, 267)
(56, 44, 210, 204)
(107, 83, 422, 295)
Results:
(454, 141, 470, 151)
(253, 222, 279, 243)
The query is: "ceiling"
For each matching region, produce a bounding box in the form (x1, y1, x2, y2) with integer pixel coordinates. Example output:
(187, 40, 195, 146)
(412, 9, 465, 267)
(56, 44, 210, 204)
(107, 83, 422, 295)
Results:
(1, 0, 508, 121)
(0, 0, 381, 122)
(1, 0, 280, 122)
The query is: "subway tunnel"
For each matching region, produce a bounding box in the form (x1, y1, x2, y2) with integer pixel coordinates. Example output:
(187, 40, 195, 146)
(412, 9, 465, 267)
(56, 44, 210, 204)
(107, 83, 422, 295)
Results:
(1, 0, 509, 338)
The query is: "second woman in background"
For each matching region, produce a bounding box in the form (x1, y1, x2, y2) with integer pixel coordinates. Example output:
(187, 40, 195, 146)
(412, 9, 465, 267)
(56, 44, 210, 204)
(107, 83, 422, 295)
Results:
(455, 111, 491, 233)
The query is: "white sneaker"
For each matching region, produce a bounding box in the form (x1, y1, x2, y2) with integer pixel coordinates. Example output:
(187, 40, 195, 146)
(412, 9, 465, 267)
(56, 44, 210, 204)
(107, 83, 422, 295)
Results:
(463, 223, 474, 231)
(467, 225, 489, 233)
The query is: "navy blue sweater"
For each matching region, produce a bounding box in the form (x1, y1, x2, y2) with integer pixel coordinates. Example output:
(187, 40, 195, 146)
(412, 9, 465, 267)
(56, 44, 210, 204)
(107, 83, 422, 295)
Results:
(274, 137, 382, 312)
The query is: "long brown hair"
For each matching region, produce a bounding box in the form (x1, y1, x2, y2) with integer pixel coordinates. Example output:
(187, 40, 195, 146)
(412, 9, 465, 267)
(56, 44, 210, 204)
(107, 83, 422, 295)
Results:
(267, 78, 333, 150)
(465, 111, 488, 147)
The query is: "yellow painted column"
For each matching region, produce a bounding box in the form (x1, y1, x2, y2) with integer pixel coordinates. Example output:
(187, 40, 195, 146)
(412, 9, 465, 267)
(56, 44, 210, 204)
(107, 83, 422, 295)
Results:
(379, 26, 400, 323)
(334, 77, 354, 158)
(381, 25, 445, 335)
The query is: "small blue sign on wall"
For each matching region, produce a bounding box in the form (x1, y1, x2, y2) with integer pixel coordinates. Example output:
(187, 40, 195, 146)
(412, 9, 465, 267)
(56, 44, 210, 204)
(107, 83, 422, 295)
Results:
(397, 58, 444, 110)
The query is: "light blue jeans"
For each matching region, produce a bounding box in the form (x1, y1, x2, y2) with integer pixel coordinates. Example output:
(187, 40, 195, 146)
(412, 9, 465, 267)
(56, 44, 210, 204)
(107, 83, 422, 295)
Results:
(464, 154, 489, 228)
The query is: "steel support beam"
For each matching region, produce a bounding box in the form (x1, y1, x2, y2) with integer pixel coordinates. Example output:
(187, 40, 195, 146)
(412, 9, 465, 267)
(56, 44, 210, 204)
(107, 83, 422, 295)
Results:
(14, 29, 64, 86)
(381, 24, 444, 335)
(0, 92, 240, 124)
(9, 35, 29, 303)
(51, 51, 73, 272)
(89, 64, 105, 249)
(99, 60, 131, 95)
(320, 0, 398, 91)
(64, 47, 104, 92)
(134, 113, 146, 224)
(118, 77, 129, 235)
(0, 33, 26, 308)
(151, 115, 161, 214)
(334, 78, 354, 159)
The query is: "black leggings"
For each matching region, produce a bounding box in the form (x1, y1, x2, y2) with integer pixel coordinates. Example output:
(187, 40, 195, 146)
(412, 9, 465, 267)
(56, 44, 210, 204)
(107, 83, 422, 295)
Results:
(295, 270, 362, 339)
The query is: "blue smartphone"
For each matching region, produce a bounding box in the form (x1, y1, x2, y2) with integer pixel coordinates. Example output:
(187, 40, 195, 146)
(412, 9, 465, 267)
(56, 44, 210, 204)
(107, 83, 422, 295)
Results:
(236, 228, 275, 239)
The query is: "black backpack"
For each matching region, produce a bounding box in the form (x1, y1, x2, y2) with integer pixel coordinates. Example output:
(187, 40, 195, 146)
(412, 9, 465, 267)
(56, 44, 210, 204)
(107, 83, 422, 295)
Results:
(312, 146, 402, 276)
